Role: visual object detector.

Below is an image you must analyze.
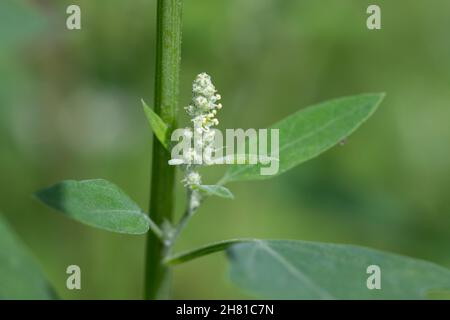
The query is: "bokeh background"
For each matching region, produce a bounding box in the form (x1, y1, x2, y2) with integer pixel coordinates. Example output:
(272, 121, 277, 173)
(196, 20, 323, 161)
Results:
(1, 0, 450, 299)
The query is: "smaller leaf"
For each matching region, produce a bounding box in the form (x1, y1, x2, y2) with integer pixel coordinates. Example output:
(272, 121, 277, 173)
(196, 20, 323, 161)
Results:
(35, 179, 151, 235)
(195, 185, 234, 199)
(142, 99, 169, 150)
(221, 93, 384, 183)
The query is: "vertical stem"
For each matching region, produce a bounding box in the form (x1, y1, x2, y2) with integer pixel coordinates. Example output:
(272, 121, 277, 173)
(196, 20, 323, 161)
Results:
(145, 0, 183, 300)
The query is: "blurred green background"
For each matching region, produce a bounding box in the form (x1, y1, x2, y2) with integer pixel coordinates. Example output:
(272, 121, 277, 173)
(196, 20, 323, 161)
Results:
(1, 0, 450, 299)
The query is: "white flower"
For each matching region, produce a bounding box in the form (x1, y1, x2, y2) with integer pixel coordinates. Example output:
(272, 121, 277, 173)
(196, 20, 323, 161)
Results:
(183, 171, 201, 187)
(203, 130, 215, 144)
(192, 73, 216, 98)
(186, 73, 222, 120)
(182, 148, 196, 164)
(184, 104, 195, 115)
(194, 96, 209, 111)
(192, 115, 206, 133)
(182, 128, 193, 140)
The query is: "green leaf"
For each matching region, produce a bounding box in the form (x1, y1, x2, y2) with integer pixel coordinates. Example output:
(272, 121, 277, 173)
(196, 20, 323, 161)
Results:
(227, 240, 450, 299)
(195, 185, 234, 199)
(213, 154, 277, 165)
(0, 214, 56, 299)
(221, 93, 384, 183)
(35, 179, 151, 235)
(142, 99, 169, 150)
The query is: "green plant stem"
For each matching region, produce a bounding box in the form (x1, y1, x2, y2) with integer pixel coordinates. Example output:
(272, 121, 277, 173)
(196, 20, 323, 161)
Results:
(145, 0, 183, 300)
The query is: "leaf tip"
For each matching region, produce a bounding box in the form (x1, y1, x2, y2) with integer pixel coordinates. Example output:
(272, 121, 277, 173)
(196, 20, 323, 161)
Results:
(141, 98, 150, 111)
(33, 186, 51, 205)
(375, 92, 386, 102)
(367, 92, 386, 106)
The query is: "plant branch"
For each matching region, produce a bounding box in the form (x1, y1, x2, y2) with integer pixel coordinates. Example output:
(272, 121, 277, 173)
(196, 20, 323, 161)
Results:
(167, 189, 199, 251)
(171, 207, 191, 246)
(164, 239, 253, 265)
(147, 216, 164, 240)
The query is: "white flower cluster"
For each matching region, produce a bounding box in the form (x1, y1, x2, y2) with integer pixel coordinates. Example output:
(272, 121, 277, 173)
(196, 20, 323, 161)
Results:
(169, 72, 223, 204)
(182, 171, 201, 187)
(185, 72, 222, 128)
(182, 171, 202, 212)
(175, 73, 223, 168)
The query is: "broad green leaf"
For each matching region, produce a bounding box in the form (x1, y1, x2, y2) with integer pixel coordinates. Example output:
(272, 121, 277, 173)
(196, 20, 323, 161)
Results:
(142, 99, 169, 150)
(212, 154, 278, 165)
(35, 179, 151, 235)
(195, 185, 234, 199)
(227, 240, 450, 299)
(221, 93, 384, 183)
(0, 214, 56, 299)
